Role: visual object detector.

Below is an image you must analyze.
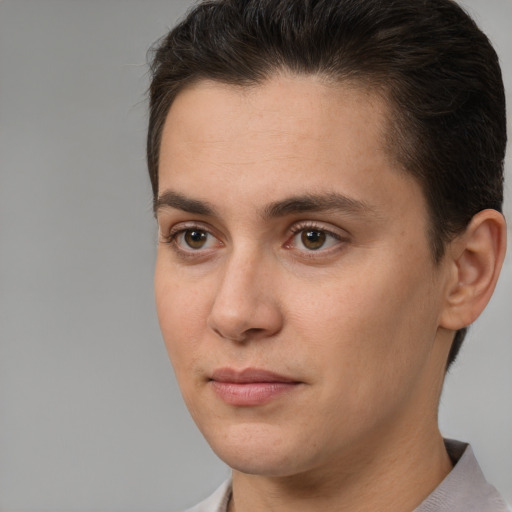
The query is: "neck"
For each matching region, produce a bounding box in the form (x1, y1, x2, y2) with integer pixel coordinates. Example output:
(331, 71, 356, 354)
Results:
(229, 425, 452, 512)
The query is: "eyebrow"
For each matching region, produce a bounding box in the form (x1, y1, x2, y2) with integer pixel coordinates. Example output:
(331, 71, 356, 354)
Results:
(262, 193, 377, 219)
(154, 191, 216, 216)
(155, 190, 377, 219)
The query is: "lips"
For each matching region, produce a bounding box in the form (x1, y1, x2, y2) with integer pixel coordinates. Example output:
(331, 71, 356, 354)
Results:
(210, 368, 301, 406)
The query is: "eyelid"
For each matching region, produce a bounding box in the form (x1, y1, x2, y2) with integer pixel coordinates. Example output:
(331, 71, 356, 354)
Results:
(167, 221, 211, 238)
(159, 219, 215, 239)
(288, 220, 348, 238)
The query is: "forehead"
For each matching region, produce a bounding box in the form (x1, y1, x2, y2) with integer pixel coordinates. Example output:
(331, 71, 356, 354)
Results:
(157, 75, 425, 229)
(161, 76, 392, 164)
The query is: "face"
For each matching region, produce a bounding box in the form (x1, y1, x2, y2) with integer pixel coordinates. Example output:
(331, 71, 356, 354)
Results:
(155, 76, 452, 478)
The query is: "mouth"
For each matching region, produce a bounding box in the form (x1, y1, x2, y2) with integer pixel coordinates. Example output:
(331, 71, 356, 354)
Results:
(209, 368, 302, 406)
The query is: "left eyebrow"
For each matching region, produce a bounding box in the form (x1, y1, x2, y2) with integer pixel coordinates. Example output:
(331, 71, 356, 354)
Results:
(154, 190, 217, 217)
(262, 193, 379, 219)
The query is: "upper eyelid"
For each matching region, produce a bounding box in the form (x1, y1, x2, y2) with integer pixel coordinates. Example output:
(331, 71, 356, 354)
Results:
(162, 220, 219, 239)
(168, 221, 210, 235)
(288, 220, 348, 238)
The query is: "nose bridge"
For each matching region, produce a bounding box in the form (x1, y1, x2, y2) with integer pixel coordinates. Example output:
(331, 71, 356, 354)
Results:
(207, 243, 282, 341)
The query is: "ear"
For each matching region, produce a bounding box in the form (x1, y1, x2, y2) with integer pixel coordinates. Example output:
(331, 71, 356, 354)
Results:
(440, 209, 507, 331)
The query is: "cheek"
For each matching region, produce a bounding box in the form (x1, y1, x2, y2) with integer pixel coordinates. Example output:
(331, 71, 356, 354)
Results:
(154, 262, 211, 370)
(294, 255, 440, 392)
(155, 277, 213, 422)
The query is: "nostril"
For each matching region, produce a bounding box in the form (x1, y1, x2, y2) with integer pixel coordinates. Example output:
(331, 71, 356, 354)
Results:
(211, 326, 247, 343)
(236, 327, 266, 343)
(211, 326, 272, 343)
(244, 327, 266, 338)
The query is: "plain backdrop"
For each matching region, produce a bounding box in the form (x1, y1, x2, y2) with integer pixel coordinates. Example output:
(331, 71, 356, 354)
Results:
(0, 1, 510, 511)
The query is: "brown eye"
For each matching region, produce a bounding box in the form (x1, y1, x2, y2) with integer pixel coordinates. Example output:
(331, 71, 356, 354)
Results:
(301, 229, 327, 250)
(184, 230, 209, 249)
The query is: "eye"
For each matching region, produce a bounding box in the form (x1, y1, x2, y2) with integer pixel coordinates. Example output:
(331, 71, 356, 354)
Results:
(160, 222, 223, 257)
(300, 229, 328, 250)
(181, 229, 209, 249)
(288, 224, 343, 252)
(175, 228, 218, 251)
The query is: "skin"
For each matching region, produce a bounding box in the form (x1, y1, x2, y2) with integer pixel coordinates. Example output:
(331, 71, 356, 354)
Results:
(154, 75, 505, 512)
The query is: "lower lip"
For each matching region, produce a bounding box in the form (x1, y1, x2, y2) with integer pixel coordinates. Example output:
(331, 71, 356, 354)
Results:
(210, 381, 299, 406)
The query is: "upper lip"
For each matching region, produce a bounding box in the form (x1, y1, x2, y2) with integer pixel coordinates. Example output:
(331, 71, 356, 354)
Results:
(210, 367, 299, 383)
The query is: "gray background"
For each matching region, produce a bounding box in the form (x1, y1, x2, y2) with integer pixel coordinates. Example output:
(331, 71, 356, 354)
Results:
(0, 1, 510, 511)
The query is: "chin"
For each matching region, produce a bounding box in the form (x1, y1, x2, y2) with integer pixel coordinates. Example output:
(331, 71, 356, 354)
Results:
(204, 421, 308, 477)
(218, 449, 302, 478)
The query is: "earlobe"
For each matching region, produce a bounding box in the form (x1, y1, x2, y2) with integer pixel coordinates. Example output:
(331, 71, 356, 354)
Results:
(440, 209, 507, 331)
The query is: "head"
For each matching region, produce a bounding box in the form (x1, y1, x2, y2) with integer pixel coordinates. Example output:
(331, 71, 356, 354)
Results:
(147, 0, 506, 368)
(147, 0, 507, 479)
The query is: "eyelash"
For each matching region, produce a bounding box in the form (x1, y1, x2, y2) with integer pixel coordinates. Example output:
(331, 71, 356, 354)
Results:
(161, 221, 346, 259)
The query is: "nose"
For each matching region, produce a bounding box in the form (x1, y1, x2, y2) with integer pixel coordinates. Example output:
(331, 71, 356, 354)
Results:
(207, 251, 283, 343)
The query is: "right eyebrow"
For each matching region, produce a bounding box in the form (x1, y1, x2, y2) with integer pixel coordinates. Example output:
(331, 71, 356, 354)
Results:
(154, 190, 217, 217)
(261, 192, 379, 219)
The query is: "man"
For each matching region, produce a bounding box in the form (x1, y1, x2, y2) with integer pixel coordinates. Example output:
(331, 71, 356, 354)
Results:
(147, 0, 508, 510)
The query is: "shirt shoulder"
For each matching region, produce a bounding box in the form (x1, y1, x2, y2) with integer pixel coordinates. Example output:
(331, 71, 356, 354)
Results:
(414, 439, 510, 512)
(181, 480, 232, 512)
